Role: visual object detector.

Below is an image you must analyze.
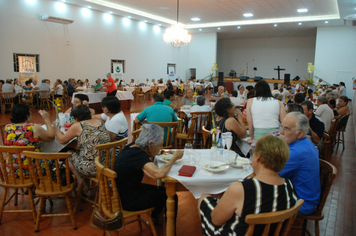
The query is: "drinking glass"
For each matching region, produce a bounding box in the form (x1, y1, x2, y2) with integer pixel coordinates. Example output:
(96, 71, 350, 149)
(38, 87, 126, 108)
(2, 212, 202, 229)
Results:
(184, 142, 193, 161)
(225, 136, 232, 151)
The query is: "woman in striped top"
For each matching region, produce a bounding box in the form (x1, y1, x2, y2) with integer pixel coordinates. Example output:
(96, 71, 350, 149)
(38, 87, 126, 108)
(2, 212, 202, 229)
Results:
(198, 135, 297, 236)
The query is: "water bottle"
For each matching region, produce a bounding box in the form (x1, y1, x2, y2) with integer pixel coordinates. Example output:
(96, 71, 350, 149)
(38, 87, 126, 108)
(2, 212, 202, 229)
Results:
(217, 138, 224, 160)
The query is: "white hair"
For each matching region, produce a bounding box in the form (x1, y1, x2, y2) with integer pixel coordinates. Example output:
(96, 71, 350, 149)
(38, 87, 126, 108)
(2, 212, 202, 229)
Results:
(286, 112, 309, 138)
(135, 124, 163, 150)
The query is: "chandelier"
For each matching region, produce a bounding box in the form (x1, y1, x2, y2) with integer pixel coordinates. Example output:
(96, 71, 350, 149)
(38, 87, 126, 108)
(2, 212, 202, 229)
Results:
(163, 0, 191, 47)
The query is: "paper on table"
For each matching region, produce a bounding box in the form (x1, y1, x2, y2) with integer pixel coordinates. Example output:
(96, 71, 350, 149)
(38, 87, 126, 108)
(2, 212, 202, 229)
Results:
(236, 137, 251, 156)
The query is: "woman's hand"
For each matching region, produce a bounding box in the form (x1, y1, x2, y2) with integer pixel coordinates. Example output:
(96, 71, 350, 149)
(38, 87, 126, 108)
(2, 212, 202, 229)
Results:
(41, 110, 50, 120)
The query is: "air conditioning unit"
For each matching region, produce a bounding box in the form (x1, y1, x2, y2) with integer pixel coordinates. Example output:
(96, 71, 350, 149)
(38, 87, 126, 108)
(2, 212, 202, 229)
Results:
(344, 14, 356, 26)
(40, 14, 74, 24)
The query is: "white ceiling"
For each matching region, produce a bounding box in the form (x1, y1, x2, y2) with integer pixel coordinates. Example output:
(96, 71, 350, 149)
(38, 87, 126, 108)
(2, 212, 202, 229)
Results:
(65, 0, 356, 39)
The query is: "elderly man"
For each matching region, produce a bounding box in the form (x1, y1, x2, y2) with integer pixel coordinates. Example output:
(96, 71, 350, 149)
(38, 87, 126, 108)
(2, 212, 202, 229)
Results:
(315, 96, 334, 132)
(67, 78, 77, 96)
(2, 79, 15, 93)
(279, 112, 320, 215)
(301, 101, 325, 144)
(210, 85, 225, 101)
(38, 79, 51, 91)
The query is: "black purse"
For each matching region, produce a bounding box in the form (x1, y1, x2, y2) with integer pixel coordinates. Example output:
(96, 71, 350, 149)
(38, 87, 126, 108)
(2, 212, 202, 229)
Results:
(50, 162, 74, 186)
(90, 167, 124, 231)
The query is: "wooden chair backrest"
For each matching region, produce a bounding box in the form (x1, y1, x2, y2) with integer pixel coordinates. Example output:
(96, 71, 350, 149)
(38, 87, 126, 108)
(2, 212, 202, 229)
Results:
(327, 116, 339, 135)
(151, 86, 157, 94)
(190, 111, 212, 133)
(314, 159, 337, 216)
(95, 156, 123, 219)
(132, 129, 141, 142)
(1, 92, 14, 104)
(23, 91, 35, 103)
(187, 115, 197, 139)
(245, 199, 304, 236)
(0, 146, 35, 186)
(336, 114, 349, 131)
(148, 122, 178, 149)
(0, 124, 6, 145)
(95, 138, 128, 170)
(130, 109, 143, 113)
(38, 90, 50, 99)
(22, 151, 73, 193)
(202, 126, 212, 148)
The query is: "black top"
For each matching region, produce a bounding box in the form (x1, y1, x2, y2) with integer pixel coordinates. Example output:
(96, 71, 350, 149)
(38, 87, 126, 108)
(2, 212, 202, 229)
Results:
(167, 82, 173, 91)
(67, 82, 75, 95)
(114, 142, 152, 207)
(310, 113, 325, 139)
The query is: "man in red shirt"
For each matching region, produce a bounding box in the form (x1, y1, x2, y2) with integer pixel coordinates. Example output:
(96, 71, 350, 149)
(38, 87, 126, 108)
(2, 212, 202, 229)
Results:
(104, 73, 117, 97)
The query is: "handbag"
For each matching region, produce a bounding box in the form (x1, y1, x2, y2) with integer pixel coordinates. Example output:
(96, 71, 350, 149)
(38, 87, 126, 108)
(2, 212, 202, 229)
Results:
(90, 167, 124, 231)
(50, 162, 74, 186)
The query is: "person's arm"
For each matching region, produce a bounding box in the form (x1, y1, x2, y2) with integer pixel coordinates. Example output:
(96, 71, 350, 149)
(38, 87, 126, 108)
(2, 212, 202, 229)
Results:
(314, 106, 323, 117)
(90, 108, 95, 116)
(134, 111, 146, 124)
(246, 99, 254, 139)
(278, 100, 286, 123)
(225, 111, 247, 138)
(142, 150, 183, 179)
(337, 107, 349, 116)
(33, 111, 55, 142)
(279, 151, 298, 179)
(92, 113, 104, 121)
(55, 122, 82, 144)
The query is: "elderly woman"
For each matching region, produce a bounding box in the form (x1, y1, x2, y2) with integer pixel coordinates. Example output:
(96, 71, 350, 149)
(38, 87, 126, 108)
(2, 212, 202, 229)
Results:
(215, 98, 247, 156)
(53, 79, 63, 98)
(56, 105, 110, 193)
(114, 124, 183, 223)
(246, 80, 286, 142)
(65, 94, 95, 121)
(181, 88, 195, 106)
(93, 96, 128, 142)
(198, 135, 297, 235)
(3, 104, 55, 176)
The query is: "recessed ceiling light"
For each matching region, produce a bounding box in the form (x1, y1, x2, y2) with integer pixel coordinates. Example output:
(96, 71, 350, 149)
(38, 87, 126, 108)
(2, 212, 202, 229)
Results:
(144, 20, 147, 22)
(61, 0, 66, 2)
(191, 17, 201, 21)
(298, 23, 302, 25)
(237, 26, 241, 29)
(109, 11, 113, 14)
(217, 28, 220, 30)
(325, 21, 329, 24)
(87, 6, 91, 8)
(158, 24, 161, 26)
(243, 13, 253, 17)
(199, 29, 202, 31)
(128, 16, 131, 18)
(274, 24, 277, 27)
(297, 9, 308, 13)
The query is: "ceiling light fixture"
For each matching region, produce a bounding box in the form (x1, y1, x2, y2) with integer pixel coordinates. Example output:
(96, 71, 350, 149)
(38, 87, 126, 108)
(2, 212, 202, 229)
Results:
(243, 13, 253, 17)
(163, 0, 191, 47)
(109, 11, 113, 14)
(298, 23, 302, 25)
(325, 21, 328, 23)
(274, 24, 277, 27)
(199, 29, 202, 31)
(87, 6, 91, 8)
(191, 17, 201, 21)
(217, 28, 220, 30)
(297, 9, 308, 13)
(237, 26, 240, 29)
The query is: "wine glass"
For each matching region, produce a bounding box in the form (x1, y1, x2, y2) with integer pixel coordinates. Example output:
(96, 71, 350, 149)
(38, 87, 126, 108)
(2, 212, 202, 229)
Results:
(225, 136, 232, 151)
(242, 157, 251, 173)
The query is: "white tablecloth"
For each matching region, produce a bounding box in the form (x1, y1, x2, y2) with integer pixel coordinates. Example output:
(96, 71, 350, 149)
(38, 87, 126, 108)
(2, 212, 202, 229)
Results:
(71, 91, 134, 104)
(124, 87, 135, 93)
(157, 149, 253, 198)
(41, 126, 75, 153)
(130, 113, 140, 131)
(141, 86, 151, 93)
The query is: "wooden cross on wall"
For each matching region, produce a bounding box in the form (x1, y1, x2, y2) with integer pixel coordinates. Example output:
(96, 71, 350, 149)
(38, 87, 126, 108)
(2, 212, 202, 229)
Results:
(274, 66, 285, 80)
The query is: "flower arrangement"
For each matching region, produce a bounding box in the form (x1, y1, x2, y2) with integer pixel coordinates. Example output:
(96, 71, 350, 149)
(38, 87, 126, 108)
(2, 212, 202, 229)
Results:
(307, 62, 315, 85)
(49, 98, 61, 126)
(210, 62, 218, 82)
(210, 111, 220, 147)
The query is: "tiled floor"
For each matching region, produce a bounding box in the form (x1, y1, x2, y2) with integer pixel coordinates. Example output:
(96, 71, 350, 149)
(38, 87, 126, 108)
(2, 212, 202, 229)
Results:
(0, 96, 355, 235)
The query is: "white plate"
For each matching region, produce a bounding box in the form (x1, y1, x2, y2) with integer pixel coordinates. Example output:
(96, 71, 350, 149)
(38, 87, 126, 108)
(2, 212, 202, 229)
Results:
(157, 154, 182, 163)
(204, 161, 229, 173)
(230, 158, 250, 168)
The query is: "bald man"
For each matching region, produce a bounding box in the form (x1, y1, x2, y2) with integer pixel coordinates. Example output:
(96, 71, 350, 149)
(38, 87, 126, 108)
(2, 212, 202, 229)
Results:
(210, 86, 225, 101)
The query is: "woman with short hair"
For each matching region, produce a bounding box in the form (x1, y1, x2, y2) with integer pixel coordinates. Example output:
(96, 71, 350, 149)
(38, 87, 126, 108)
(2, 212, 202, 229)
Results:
(199, 135, 297, 235)
(337, 96, 349, 116)
(65, 93, 95, 120)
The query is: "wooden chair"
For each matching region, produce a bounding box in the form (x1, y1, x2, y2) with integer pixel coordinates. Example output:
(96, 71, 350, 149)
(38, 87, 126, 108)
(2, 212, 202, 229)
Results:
(132, 129, 141, 142)
(320, 117, 339, 159)
(176, 115, 197, 148)
(131, 109, 144, 131)
(0, 124, 5, 145)
(75, 138, 128, 210)
(149, 122, 178, 149)
(0, 146, 36, 225)
(0, 92, 14, 115)
(148, 86, 157, 100)
(335, 114, 349, 149)
(245, 199, 304, 236)
(296, 159, 337, 236)
(202, 126, 212, 149)
(21, 91, 35, 111)
(62, 87, 70, 106)
(134, 87, 144, 103)
(94, 156, 157, 236)
(38, 90, 51, 109)
(22, 151, 77, 232)
(190, 111, 212, 148)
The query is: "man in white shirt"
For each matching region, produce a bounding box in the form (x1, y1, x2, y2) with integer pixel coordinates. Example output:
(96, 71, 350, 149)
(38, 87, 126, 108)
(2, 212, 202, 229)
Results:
(2, 79, 15, 93)
(230, 90, 241, 106)
(315, 96, 334, 132)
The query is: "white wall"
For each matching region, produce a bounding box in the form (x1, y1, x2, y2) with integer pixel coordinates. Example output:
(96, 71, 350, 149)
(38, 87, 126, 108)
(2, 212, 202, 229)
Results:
(314, 26, 356, 99)
(217, 36, 316, 80)
(0, 0, 216, 84)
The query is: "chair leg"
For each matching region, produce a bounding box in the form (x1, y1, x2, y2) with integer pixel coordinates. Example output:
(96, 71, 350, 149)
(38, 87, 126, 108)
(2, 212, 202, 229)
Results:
(301, 219, 307, 236)
(14, 189, 18, 206)
(315, 220, 319, 236)
(35, 196, 44, 232)
(65, 194, 77, 230)
(137, 215, 142, 231)
(342, 131, 345, 150)
(0, 188, 8, 225)
(147, 213, 157, 236)
(27, 187, 37, 224)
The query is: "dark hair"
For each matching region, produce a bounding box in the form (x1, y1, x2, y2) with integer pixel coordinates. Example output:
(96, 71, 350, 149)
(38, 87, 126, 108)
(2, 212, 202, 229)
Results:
(79, 81, 84, 86)
(339, 96, 349, 104)
(0, 79, 4, 85)
(25, 80, 31, 86)
(246, 85, 254, 92)
(328, 99, 336, 108)
(101, 96, 121, 113)
(74, 94, 89, 103)
(340, 82, 345, 88)
(301, 100, 314, 111)
(153, 93, 164, 102)
(255, 80, 272, 100)
(247, 89, 255, 99)
(57, 79, 62, 84)
(231, 90, 238, 97)
(197, 88, 205, 96)
(196, 96, 206, 106)
(273, 83, 278, 90)
(287, 103, 304, 114)
(294, 93, 305, 104)
(63, 81, 68, 85)
(70, 105, 92, 121)
(237, 84, 244, 90)
(165, 90, 175, 99)
(215, 98, 233, 118)
(11, 104, 30, 123)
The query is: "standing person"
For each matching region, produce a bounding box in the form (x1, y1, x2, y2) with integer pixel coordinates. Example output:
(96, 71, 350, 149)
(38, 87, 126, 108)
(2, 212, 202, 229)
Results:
(338, 82, 347, 96)
(104, 72, 117, 97)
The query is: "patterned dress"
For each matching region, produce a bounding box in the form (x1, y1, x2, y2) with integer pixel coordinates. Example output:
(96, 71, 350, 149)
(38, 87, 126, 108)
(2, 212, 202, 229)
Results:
(3, 123, 42, 177)
(70, 120, 110, 177)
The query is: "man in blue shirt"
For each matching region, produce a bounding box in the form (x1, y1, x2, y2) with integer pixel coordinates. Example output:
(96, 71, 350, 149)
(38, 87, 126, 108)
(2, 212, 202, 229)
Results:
(279, 112, 320, 215)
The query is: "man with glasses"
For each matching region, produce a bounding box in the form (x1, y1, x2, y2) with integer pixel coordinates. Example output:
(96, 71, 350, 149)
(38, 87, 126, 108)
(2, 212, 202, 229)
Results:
(279, 112, 320, 216)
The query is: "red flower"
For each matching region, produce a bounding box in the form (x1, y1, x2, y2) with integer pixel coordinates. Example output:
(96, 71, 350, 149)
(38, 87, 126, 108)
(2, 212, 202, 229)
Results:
(24, 131, 33, 139)
(5, 140, 12, 146)
(29, 137, 35, 143)
(17, 140, 26, 146)
(33, 138, 40, 143)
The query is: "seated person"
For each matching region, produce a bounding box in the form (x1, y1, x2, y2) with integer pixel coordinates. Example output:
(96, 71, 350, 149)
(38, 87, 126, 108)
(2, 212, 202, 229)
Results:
(65, 94, 95, 121)
(301, 101, 325, 144)
(199, 135, 297, 235)
(215, 98, 247, 156)
(56, 105, 110, 193)
(294, 92, 306, 104)
(210, 86, 224, 101)
(115, 124, 183, 224)
(94, 78, 103, 92)
(287, 103, 304, 114)
(336, 96, 350, 116)
(130, 79, 136, 87)
(76, 81, 86, 90)
(315, 96, 334, 132)
(93, 96, 128, 142)
(163, 90, 180, 111)
(189, 96, 212, 128)
(230, 90, 241, 106)
(328, 99, 339, 116)
(279, 112, 320, 215)
(180, 88, 195, 106)
(4, 104, 55, 176)
(53, 79, 63, 98)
